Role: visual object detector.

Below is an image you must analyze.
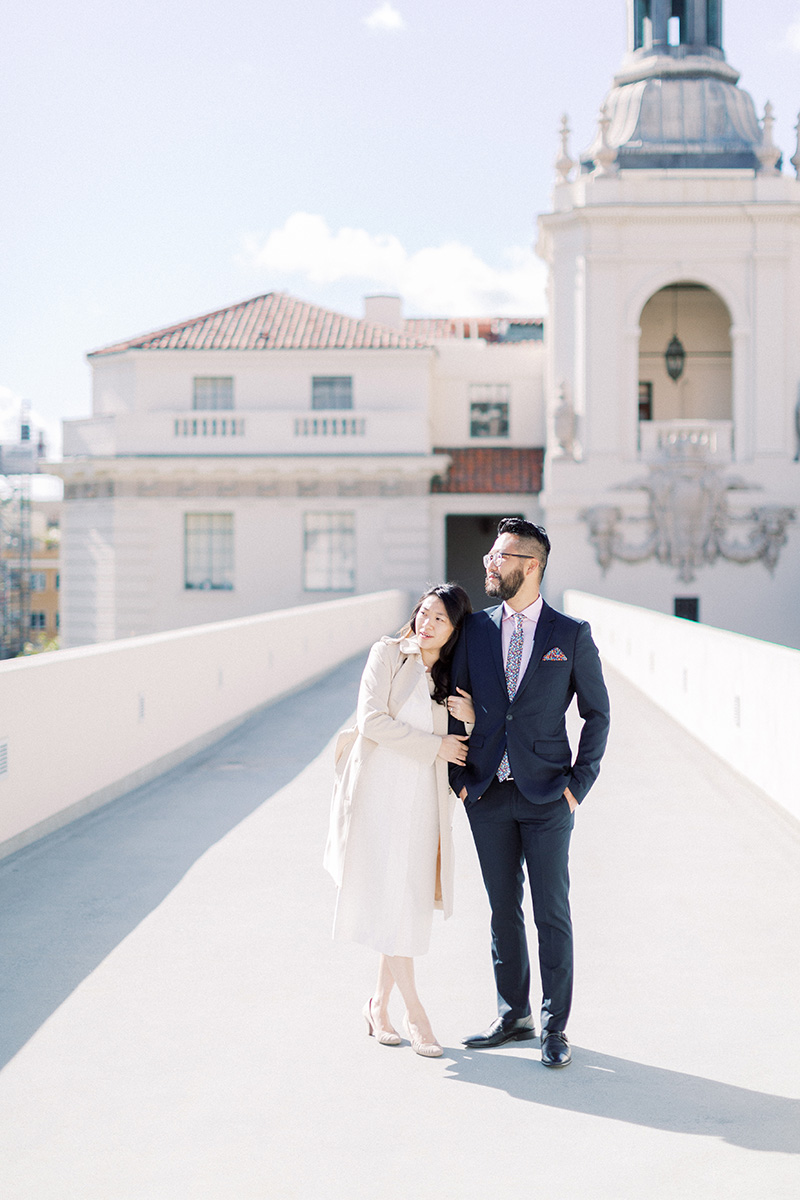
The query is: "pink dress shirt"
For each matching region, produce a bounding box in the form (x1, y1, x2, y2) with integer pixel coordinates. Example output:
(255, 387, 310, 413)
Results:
(500, 595, 543, 686)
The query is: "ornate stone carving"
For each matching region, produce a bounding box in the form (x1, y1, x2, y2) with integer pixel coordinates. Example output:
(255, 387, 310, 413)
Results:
(553, 381, 578, 460)
(583, 440, 796, 582)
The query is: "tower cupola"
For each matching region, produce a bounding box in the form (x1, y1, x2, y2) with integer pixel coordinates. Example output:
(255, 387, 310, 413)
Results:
(583, 0, 764, 171)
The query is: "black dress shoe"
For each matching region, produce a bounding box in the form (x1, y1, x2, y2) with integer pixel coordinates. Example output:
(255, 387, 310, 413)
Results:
(540, 1030, 571, 1068)
(462, 1015, 536, 1048)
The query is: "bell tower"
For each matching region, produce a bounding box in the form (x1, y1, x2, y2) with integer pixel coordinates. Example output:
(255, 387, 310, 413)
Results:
(536, 0, 800, 647)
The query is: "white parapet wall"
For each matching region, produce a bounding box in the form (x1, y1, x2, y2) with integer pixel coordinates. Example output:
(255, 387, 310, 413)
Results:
(564, 590, 800, 823)
(0, 590, 409, 859)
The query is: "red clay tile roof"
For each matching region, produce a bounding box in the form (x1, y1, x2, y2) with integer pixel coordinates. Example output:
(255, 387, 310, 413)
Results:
(88, 293, 431, 356)
(404, 317, 543, 343)
(88, 294, 544, 357)
(431, 448, 544, 494)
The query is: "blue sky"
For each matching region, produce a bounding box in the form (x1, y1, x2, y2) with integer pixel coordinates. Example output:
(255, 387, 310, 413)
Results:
(1, 0, 800, 477)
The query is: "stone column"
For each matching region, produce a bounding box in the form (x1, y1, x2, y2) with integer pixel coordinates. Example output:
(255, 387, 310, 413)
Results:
(686, 0, 708, 47)
(650, 0, 670, 49)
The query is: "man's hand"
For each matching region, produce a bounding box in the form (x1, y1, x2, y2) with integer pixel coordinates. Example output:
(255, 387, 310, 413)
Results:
(564, 787, 578, 813)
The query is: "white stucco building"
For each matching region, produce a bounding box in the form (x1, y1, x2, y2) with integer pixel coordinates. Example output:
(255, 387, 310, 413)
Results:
(58, 295, 545, 644)
(58, 0, 800, 649)
(537, 0, 800, 648)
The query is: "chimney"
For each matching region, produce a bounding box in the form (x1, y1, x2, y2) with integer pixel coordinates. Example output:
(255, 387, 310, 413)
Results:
(364, 294, 403, 331)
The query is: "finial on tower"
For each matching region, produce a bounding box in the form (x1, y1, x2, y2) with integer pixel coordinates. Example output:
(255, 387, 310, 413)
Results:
(791, 112, 800, 180)
(592, 105, 618, 176)
(756, 101, 782, 176)
(555, 115, 575, 183)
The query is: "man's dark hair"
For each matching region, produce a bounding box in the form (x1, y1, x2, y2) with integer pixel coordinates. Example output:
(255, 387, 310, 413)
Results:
(497, 517, 551, 578)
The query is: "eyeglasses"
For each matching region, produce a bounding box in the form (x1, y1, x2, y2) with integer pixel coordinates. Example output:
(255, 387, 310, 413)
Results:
(483, 552, 537, 567)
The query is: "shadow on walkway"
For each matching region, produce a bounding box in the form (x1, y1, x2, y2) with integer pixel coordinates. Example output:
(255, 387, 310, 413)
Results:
(441, 1044, 800, 1153)
(0, 652, 366, 1070)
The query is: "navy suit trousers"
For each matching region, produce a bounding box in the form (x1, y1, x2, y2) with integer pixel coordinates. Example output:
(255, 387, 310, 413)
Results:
(466, 778, 575, 1033)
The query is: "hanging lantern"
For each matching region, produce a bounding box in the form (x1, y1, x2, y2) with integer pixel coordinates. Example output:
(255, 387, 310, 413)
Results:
(665, 335, 686, 381)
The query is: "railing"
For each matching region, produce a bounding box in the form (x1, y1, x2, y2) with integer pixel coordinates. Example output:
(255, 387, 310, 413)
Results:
(294, 416, 366, 437)
(63, 410, 426, 456)
(638, 419, 733, 462)
(0, 590, 408, 860)
(174, 417, 246, 438)
(564, 590, 800, 822)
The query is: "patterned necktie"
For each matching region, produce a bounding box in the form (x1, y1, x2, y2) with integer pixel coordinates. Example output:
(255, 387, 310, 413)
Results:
(497, 612, 524, 781)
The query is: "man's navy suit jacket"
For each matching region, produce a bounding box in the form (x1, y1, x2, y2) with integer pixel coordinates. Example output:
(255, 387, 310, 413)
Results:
(448, 601, 610, 806)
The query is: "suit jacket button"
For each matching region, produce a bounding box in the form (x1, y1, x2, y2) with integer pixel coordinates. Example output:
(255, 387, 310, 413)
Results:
(507, 714, 513, 721)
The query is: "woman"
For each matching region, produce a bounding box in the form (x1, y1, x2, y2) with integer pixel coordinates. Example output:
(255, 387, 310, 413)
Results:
(324, 584, 474, 1057)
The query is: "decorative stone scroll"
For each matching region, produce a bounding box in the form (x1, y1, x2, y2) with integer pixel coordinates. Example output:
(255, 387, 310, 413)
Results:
(582, 441, 795, 582)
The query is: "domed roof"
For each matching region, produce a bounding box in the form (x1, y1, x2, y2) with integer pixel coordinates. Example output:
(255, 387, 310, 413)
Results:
(582, 2, 763, 171)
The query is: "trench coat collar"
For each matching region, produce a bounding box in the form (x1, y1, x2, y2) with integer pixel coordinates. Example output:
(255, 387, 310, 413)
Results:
(387, 634, 428, 717)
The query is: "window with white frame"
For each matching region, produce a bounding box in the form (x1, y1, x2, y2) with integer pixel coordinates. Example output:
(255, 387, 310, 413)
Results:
(193, 376, 234, 410)
(30, 612, 46, 629)
(312, 377, 353, 410)
(184, 513, 234, 590)
(303, 512, 355, 591)
(29, 572, 47, 592)
(469, 383, 510, 437)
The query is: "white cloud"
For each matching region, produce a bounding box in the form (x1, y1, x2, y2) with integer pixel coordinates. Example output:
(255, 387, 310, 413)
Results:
(243, 213, 546, 316)
(363, 3, 406, 33)
(787, 18, 800, 53)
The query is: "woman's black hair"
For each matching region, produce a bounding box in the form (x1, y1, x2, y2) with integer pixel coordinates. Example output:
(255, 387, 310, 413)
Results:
(400, 583, 472, 704)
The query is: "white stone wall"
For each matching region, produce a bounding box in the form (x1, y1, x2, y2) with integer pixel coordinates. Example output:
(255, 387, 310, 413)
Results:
(429, 340, 545, 447)
(564, 590, 800, 821)
(59, 491, 437, 647)
(0, 590, 409, 859)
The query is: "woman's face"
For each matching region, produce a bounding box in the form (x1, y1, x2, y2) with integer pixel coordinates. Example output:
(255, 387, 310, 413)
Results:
(414, 594, 455, 655)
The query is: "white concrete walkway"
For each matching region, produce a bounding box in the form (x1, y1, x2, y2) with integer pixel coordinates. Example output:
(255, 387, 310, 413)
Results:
(1, 657, 798, 1200)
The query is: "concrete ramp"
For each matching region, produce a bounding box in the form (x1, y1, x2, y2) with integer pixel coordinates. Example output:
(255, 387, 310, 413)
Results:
(1, 660, 798, 1199)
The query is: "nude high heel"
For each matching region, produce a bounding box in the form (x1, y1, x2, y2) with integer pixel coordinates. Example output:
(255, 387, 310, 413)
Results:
(363, 999, 401, 1046)
(403, 1013, 443, 1058)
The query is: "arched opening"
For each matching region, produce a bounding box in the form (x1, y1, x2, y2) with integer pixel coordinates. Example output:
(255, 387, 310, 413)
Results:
(637, 282, 733, 458)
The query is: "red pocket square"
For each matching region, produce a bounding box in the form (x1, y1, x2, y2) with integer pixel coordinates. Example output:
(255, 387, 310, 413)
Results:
(542, 647, 568, 662)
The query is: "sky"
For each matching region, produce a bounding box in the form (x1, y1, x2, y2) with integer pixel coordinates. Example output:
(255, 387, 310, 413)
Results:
(1, 0, 800, 488)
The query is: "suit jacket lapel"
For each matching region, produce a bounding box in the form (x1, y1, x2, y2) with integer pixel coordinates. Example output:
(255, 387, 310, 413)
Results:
(513, 601, 556, 702)
(485, 605, 506, 692)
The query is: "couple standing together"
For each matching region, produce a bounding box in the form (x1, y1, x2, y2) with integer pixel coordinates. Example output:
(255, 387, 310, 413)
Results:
(325, 518, 610, 1066)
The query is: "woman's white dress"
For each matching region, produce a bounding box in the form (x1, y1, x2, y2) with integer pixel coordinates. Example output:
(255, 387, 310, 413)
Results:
(333, 672, 440, 957)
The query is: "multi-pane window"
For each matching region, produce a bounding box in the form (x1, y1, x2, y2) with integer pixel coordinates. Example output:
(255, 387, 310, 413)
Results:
(193, 377, 234, 410)
(30, 612, 46, 629)
(29, 572, 47, 592)
(184, 513, 234, 590)
(638, 381, 653, 421)
(470, 383, 510, 437)
(312, 377, 353, 410)
(303, 512, 355, 591)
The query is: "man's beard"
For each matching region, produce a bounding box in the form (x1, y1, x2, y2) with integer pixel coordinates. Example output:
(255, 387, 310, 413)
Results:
(485, 566, 525, 601)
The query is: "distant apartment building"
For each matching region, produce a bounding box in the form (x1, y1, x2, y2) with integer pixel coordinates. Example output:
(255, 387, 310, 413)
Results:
(1, 503, 61, 654)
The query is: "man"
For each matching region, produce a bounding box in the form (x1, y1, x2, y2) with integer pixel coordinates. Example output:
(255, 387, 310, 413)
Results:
(448, 518, 610, 1067)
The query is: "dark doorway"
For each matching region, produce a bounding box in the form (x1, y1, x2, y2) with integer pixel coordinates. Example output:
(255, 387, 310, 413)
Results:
(445, 514, 523, 612)
(674, 596, 699, 622)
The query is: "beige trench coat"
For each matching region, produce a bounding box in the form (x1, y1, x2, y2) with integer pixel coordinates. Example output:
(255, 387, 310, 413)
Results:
(324, 635, 457, 920)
